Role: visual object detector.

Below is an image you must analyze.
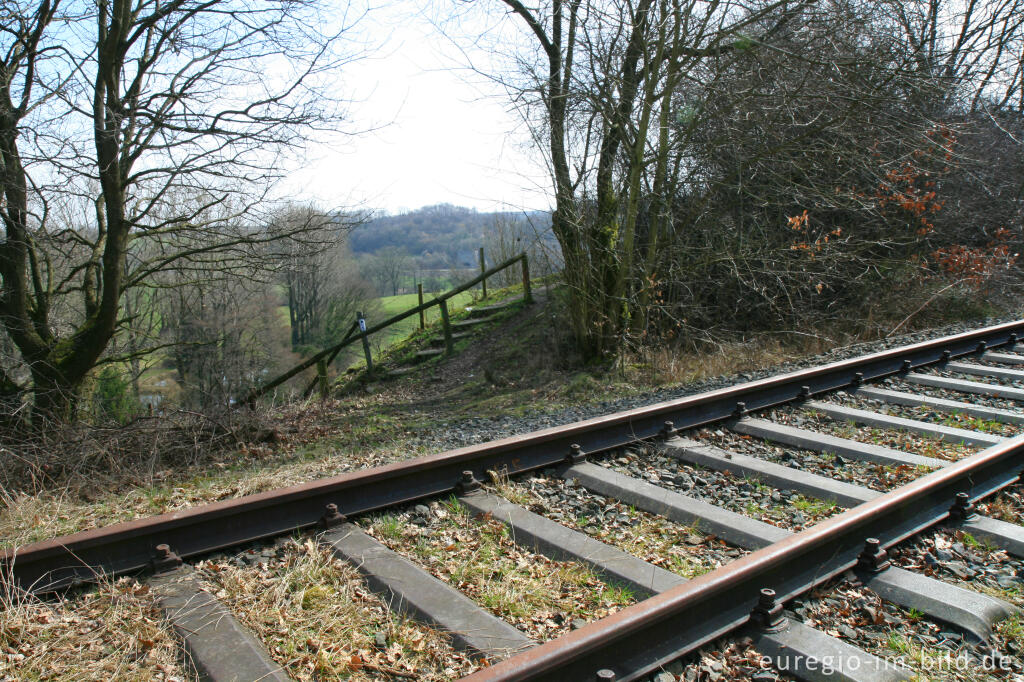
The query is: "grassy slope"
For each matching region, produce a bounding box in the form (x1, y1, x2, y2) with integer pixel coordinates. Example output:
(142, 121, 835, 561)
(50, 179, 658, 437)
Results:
(374, 290, 476, 348)
(264, 288, 480, 373)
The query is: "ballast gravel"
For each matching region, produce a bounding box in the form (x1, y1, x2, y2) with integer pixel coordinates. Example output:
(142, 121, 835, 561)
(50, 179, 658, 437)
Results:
(601, 450, 843, 531)
(886, 529, 1024, 614)
(766, 405, 979, 461)
(689, 427, 929, 492)
(788, 575, 1023, 681)
(927, 366, 1024, 391)
(406, 316, 1024, 454)
(973, 354, 1024, 371)
(884, 376, 1024, 412)
(500, 474, 746, 578)
(645, 638, 797, 682)
(835, 393, 1022, 437)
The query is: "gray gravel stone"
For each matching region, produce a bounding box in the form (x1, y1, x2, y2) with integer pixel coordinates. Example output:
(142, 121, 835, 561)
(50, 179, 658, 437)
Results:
(599, 449, 841, 531)
(405, 317, 1024, 455)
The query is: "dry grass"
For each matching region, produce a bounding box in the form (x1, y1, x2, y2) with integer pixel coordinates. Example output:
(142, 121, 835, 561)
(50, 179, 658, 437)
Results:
(0, 404, 300, 550)
(0, 574, 187, 681)
(977, 485, 1024, 523)
(0, 408, 275, 497)
(0, 402, 435, 550)
(4, 300, 1010, 554)
(622, 334, 835, 387)
(196, 538, 476, 680)
(996, 615, 1024, 654)
(363, 499, 635, 640)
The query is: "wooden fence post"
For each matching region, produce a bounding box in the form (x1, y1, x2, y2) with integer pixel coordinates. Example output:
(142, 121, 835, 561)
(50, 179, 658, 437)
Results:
(521, 254, 533, 303)
(438, 299, 454, 355)
(357, 311, 373, 376)
(240, 253, 530, 406)
(418, 283, 425, 330)
(315, 358, 329, 398)
(479, 247, 487, 298)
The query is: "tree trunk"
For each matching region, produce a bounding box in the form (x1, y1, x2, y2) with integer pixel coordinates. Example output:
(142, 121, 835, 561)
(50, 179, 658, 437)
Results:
(29, 362, 84, 424)
(0, 370, 25, 432)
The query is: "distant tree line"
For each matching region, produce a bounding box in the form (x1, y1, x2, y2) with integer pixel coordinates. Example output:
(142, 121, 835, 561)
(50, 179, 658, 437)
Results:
(349, 204, 553, 262)
(350, 205, 560, 297)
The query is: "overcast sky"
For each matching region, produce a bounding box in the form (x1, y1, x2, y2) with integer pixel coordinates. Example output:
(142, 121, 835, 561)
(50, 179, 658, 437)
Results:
(278, 3, 551, 215)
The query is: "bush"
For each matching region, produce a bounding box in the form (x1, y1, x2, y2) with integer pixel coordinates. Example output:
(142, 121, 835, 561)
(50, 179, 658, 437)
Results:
(92, 367, 137, 425)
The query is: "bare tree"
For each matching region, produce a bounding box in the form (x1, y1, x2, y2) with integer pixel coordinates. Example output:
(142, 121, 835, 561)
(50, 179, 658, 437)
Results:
(276, 206, 337, 348)
(484, 212, 559, 287)
(365, 246, 410, 297)
(471, 0, 816, 358)
(669, 0, 1024, 333)
(878, 0, 1024, 112)
(0, 0, 362, 424)
(273, 204, 376, 350)
(486, 214, 529, 287)
(160, 270, 293, 409)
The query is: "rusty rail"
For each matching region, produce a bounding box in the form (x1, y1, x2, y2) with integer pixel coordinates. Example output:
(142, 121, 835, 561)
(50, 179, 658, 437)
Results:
(462, 433, 1024, 681)
(4, 320, 1022, 594)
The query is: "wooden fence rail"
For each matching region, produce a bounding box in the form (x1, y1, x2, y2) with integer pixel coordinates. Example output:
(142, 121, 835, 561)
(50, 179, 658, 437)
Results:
(242, 252, 533, 406)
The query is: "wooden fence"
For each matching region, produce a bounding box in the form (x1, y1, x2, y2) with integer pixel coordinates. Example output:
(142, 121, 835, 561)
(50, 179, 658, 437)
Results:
(242, 252, 532, 405)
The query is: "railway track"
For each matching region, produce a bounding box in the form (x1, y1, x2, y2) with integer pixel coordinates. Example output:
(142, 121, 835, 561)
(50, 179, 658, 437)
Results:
(6, 320, 1024, 681)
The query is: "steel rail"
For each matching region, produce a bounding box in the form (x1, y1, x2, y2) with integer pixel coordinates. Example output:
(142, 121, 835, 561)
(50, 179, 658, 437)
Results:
(461, 432, 1024, 682)
(4, 320, 1023, 592)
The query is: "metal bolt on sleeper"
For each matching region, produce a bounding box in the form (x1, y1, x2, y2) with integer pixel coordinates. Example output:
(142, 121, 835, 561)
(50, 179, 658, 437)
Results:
(320, 503, 346, 528)
(152, 543, 182, 573)
(857, 538, 890, 573)
(457, 470, 482, 494)
(567, 443, 586, 464)
(949, 492, 978, 521)
(751, 588, 785, 631)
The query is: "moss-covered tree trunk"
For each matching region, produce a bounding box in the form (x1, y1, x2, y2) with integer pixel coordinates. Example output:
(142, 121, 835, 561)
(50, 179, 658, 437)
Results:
(0, 0, 129, 424)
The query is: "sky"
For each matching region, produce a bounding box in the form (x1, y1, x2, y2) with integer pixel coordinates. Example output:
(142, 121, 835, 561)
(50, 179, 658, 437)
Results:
(279, 3, 552, 216)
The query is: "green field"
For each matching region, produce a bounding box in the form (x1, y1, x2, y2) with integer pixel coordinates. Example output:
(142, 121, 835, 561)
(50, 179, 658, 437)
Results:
(270, 288, 481, 373)
(372, 290, 477, 349)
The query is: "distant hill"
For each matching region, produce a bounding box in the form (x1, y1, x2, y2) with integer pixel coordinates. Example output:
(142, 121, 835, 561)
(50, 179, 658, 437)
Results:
(348, 204, 552, 264)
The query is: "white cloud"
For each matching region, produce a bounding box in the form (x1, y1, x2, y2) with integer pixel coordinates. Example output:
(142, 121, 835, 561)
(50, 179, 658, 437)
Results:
(278, 2, 550, 214)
